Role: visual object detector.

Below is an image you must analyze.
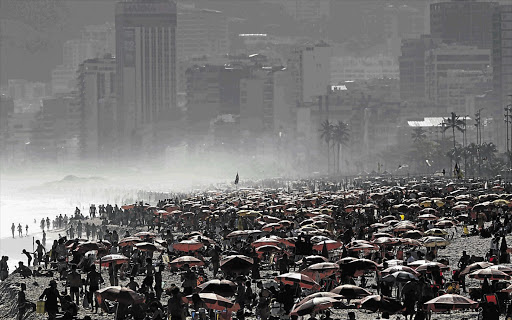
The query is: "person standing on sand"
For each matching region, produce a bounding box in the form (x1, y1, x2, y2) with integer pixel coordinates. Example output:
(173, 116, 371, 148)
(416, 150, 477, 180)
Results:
(18, 283, 35, 320)
(18, 223, 23, 237)
(25, 224, 28, 236)
(35, 240, 46, 266)
(12, 223, 15, 238)
(0, 256, 9, 280)
(86, 265, 103, 312)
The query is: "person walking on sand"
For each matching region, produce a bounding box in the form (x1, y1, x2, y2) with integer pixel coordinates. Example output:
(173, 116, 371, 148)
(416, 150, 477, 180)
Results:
(12, 223, 15, 238)
(39, 280, 61, 320)
(18, 223, 23, 237)
(25, 224, 28, 236)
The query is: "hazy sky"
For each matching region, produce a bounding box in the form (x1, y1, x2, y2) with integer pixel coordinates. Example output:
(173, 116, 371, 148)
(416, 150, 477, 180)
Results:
(0, 1, 115, 85)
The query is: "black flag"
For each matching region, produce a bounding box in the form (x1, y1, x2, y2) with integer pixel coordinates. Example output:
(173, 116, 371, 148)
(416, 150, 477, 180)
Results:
(234, 172, 239, 185)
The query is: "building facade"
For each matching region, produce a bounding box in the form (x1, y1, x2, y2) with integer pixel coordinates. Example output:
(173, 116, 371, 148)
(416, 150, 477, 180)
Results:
(425, 44, 491, 113)
(399, 35, 441, 101)
(287, 42, 331, 106)
(77, 56, 117, 160)
(493, 4, 512, 110)
(430, 0, 498, 49)
(115, 0, 177, 152)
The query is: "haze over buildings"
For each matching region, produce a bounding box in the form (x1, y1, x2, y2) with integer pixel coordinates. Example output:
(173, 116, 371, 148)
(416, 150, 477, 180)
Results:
(1, 0, 512, 176)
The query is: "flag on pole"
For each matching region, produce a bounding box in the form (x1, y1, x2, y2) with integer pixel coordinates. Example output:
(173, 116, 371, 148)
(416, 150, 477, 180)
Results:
(234, 172, 239, 185)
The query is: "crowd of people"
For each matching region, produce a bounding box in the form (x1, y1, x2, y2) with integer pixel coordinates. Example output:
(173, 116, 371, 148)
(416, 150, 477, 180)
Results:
(4, 177, 512, 320)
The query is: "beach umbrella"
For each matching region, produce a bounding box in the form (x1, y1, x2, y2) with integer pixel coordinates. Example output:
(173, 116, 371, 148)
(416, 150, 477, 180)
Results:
(134, 231, 157, 239)
(434, 220, 455, 228)
(169, 256, 204, 269)
(189, 235, 216, 245)
(290, 297, 341, 316)
(154, 209, 169, 216)
(75, 241, 106, 253)
(96, 286, 145, 305)
(330, 285, 371, 299)
(381, 215, 397, 222)
(275, 272, 320, 289)
(225, 230, 249, 238)
(393, 222, 416, 232)
(489, 265, 512, 275)
(96, 254, 129, 267)
(346, 259, 378, 272)
(301, 262, 339, 278)
(372, 237, 400, 246)
(469, 268, 511, 281)
(197, 279, 237, 297)
(173, 239, 204, 252)
(262, 223, 282, 231)
(134, 242, 165, 252)
(295, 292, 344, 307)
(492, 199, 510, 207)
(255, 245, 282, 253)
(335, 257, 357, 265)
(220, 255, 254, 273)
(347, 242, 377, 251)
(381, 266, 419, 277)
(251, 238, 281, 248)
(422, 236, 450, 247)
(461, 262, 493, 275)
(118, 237, 142, 247)
(424, 228, 448, 237)
(406, 260, 432, 268)
(382, 271, 419, 283)
(418, 213, 438, 221)
(186, 293, 239, 311)
(372, 232, 394, 239)
(310, 235, 332, 243)
(415, 262, 449, 273)
(356, 295, 404, 313)
(400, 238, 422, 246)
(424, 294, 478, 312)
(401, 230, 424, 239)
(370, 223, 388, 229)
(313, 240, 342, 251)
(299, 255, 329, 267)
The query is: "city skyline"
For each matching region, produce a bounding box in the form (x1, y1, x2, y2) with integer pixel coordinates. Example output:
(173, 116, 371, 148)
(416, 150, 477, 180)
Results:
(1, 0, 512, 178)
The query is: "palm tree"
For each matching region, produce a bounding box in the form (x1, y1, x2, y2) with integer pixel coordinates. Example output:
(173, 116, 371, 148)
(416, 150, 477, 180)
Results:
(332, 121, 350, 174)
(411, 127, 427, 144)
(443, 112, 465, 150)
(319, 120, 333, 174)
(443, 112, 465, 169)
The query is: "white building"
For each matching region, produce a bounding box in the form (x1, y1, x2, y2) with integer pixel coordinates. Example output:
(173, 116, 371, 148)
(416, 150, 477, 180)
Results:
(331, 55, 399, 83)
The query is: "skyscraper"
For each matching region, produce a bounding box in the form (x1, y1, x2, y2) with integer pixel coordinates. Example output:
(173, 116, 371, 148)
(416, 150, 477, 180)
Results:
(492, 4, 512, 110)
(430, 0, 498, 49)
(115, 0, 177, 152)
(78, 56, 117, 160)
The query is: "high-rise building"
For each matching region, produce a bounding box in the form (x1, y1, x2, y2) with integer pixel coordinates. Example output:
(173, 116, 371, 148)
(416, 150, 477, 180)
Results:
(424, 44, 491, 113)
(81, 22, 116, 57)
(51, 65, 78, 95)
(287, 42, 331, 106)
(177, 4, 229, 61)
(430, 0, 499, 49)
(77, 56, 117, 160)
(115, 0, 177, 152)
(399, 35, 441, 101)
(492, 4, 512, 110)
